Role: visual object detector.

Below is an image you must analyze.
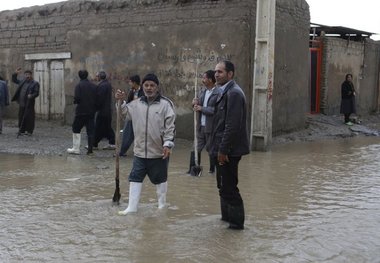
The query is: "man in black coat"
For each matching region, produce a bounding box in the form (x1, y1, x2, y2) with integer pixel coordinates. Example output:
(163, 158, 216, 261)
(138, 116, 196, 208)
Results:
(67, 70, 97, 155)
(11, 68, 40, 135)
(93, 71, 116, 150)
(209, 60, 250, 230)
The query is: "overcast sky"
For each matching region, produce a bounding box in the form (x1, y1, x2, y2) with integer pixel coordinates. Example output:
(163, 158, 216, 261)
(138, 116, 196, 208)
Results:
(0, 0, 379, 40)
(307, 0, 380, 40)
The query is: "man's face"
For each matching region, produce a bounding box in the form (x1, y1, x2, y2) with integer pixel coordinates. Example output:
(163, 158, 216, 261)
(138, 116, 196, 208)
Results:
(215, 62, 232, 85)
(129, 80, 139, 89)
(143, 80, 159, 99)
(25, 72, 32, 81)
(202, 73, 212, 88)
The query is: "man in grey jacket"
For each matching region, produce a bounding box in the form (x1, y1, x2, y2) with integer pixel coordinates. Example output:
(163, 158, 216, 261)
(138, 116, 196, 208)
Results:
(189, 69, 221, 174)
(116, 73, 176, 215)
(209, 60, 250, 230)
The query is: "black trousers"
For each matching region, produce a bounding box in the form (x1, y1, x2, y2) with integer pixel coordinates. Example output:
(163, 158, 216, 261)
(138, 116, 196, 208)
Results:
(72, 114, 95, 137)
(94, 114, 115, 146)
(216, 156, 243, 206)
(18, 106, 35, 134)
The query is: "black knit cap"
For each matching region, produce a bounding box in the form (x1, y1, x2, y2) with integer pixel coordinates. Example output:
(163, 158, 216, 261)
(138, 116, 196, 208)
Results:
(142, 73, 159, 86)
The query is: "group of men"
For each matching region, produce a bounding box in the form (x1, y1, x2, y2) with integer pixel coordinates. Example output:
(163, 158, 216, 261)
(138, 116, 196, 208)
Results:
(2, 60, 250, 230)
(114, 60, 249, 230)
(66, 70, 118, 155)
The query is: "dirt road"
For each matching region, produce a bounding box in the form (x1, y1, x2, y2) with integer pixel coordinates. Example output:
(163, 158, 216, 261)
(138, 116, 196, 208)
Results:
(1, 114, 380, 156)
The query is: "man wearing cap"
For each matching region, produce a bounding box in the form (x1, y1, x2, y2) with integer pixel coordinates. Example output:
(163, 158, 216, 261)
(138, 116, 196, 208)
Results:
(115, 73, 176, 215)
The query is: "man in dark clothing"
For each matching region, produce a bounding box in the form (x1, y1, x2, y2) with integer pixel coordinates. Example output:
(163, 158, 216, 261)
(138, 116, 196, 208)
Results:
(209, 60, 250, 230)
(0, 76, 10, 134)
(93, 71, 116, 150)
(11, 68, 40, 135)
(119, 75, 144, 156)
(67, 70, 97, 155)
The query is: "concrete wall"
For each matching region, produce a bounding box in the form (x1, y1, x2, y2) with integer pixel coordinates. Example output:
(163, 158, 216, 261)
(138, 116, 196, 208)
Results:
(0, 0, 310, 139)
(320, 37, 380, 116)
(272, 0, 310, 135)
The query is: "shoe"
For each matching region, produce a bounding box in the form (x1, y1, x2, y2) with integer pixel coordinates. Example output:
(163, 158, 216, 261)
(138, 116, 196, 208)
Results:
(103, 144, 116, 150)
(208, 170, 214, 174)
(345, 121, 353, 126)
(85, 145, 98, 150)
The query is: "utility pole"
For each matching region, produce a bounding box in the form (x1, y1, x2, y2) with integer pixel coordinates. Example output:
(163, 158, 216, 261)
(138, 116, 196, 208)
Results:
(250, 0, 276, 151)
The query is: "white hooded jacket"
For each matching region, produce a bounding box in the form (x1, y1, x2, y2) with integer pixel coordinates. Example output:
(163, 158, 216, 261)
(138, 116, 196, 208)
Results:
(121, 94, 175, 158)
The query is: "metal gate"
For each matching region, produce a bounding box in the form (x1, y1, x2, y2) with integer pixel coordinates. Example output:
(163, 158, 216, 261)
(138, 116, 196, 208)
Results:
(33, 60, 65, 120)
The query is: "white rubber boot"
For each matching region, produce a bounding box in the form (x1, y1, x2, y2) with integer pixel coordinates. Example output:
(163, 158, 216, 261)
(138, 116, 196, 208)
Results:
(118, 182, 142, 215)
(156, 182, 167, 209)
(67, 133, 81, 154)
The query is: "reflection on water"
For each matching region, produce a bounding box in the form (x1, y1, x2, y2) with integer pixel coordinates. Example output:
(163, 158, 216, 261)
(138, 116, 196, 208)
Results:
(1, 137, 380, 262)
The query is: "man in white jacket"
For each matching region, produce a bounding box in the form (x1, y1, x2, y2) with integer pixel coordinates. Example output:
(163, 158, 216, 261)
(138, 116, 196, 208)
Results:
(116, 73, 176, 215)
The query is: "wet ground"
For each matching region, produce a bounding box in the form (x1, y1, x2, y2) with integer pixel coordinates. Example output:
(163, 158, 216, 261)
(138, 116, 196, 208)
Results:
(1, 117, 380, 262)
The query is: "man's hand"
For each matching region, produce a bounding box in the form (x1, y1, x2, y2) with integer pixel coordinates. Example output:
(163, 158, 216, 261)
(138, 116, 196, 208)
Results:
(115, 89, 126, 100)
(192, 98, 199, 105)
(217, 152, 229, 165)
(193, 105, 202, 112)
(162, 146, 171, 159)
(16, 68, 22, 74)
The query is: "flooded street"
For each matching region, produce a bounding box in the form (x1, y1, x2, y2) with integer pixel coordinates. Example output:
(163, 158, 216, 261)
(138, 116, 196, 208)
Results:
(1, 137, 380, 262)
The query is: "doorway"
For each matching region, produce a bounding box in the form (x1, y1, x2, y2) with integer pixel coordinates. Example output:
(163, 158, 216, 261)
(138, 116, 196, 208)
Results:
(33, 60, 65, 120)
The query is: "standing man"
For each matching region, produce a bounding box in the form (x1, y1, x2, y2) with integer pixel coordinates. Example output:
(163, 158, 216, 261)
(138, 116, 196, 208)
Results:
(11, 68, 40, 136)
(189, 70, 221, 174)
(119, 75, 144, 156)
(0, 76, 9, 134)
(209, 60, 249, 230)
(93, 71, 116, 150)
(67, 70, 97, 155)
(116, 73, 176, 215)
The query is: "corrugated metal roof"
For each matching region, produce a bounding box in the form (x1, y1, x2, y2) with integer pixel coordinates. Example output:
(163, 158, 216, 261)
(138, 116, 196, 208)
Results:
(310, 23, 375, 40)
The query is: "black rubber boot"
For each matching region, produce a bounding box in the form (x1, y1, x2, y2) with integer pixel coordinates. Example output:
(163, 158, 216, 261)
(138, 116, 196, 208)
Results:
(220, 197, 229, 222)
(186, 151, 195, 174)
(227, 202, 245, 230)
(87, 136, 93, 155)
(209, 155, 216, 173)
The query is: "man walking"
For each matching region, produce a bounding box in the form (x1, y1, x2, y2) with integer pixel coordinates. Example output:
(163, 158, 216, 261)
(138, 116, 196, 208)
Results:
(93, 71, 116, 150)
(11, 68, 40, 135)
(209, 61, 249, 230)
(67, 70, 97, 155)
(189, 70, 221, 174)
(116, 73, 176, 215)
(0, 76, 9, 134)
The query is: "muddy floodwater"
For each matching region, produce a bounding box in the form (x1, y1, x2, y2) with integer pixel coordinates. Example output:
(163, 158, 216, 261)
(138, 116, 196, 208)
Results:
(1, 137, 380, 262)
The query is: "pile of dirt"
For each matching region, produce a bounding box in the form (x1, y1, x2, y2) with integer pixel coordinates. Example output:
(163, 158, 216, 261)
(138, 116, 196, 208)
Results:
(272, 114, 380, 145)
